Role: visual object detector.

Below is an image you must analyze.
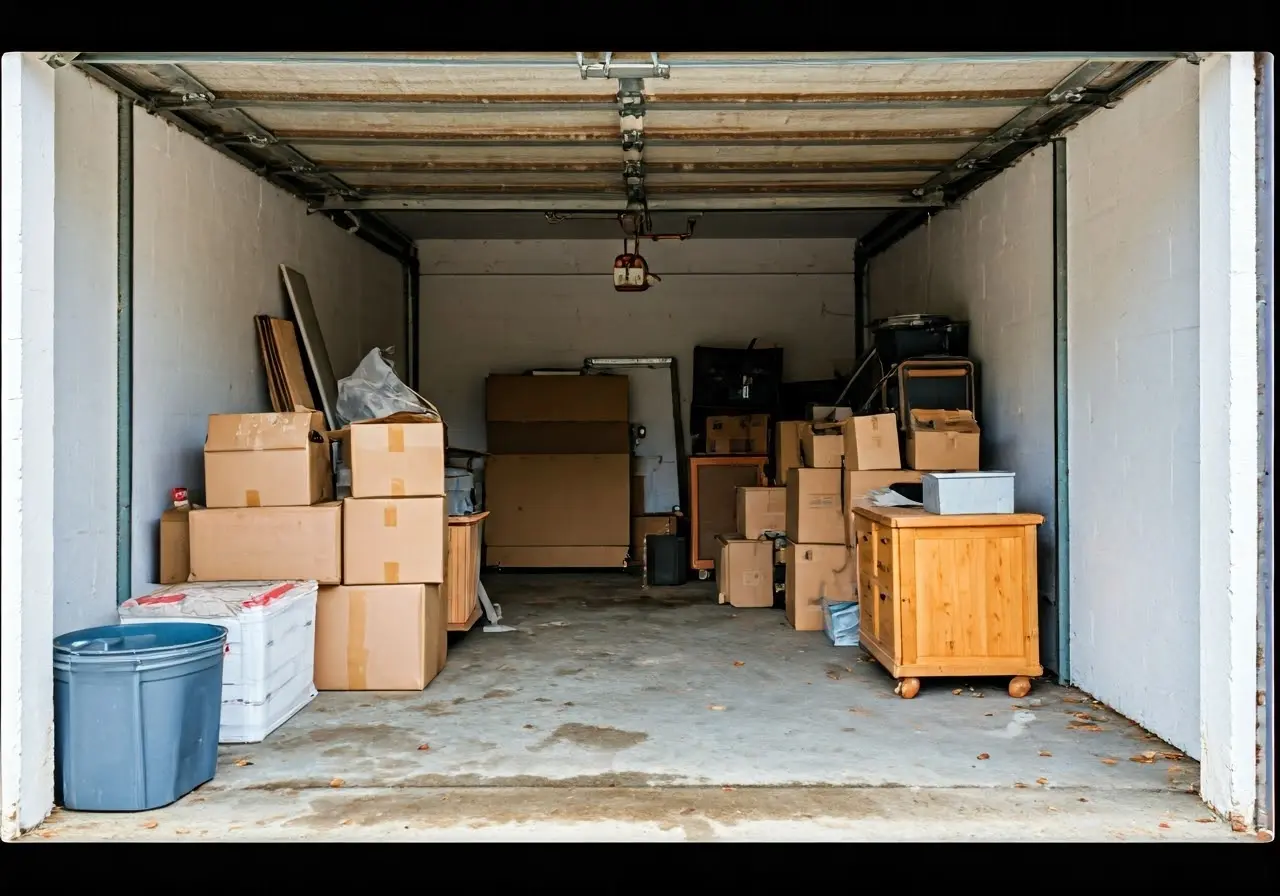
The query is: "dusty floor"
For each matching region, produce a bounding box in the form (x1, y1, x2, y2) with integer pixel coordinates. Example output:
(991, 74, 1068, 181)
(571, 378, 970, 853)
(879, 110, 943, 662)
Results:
(30, 573, 1251, 842)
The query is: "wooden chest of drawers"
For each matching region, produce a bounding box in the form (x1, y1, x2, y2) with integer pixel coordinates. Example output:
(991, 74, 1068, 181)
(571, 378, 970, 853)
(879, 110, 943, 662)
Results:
(851, 501, 1045, 699)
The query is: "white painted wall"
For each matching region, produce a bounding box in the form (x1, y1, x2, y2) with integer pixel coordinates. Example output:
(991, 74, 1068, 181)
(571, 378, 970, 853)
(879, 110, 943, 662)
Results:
(865, 146, 1059, 669)
(53, 68, 118, 635)
(130, 109, 406, 594)
(1065, 62, 1202, 758)
(418, 238, 856, 459)
(2, 51, 57, 841)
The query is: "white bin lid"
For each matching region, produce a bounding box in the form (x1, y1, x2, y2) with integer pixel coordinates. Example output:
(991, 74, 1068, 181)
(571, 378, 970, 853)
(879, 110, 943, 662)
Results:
(120, 580, 319, 619)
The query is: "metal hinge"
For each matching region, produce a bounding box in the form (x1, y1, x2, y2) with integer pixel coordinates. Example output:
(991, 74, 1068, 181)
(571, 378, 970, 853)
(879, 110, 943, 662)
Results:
(621, 129, 646, 153)
(1048, 87, 1085, 104)
(577, 52, 670, 80)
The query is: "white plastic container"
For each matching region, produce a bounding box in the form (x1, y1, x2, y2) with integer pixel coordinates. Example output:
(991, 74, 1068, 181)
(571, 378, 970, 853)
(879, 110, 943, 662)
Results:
(119, 580, 319, 743)
(922, 471, 1016, 515)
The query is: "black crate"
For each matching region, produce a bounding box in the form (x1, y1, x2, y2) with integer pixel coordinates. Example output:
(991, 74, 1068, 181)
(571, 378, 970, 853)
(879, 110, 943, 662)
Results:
(644, 534, 688, 587)
(691, 345, 784, 411)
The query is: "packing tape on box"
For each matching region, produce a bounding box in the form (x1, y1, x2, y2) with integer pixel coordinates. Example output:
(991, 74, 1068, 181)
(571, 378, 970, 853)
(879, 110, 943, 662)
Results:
(387, 424, 405, 453)
(383, 561, 400, 584)
(245, 489, 261, 507)
(347, 589, 369, 690)
(390, 478, 405, 496)
(384, 506, 398, 527)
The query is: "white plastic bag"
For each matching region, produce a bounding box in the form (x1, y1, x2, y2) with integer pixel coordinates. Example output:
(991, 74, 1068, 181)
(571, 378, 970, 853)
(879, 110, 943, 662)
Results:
(336, 348, 437, 427)
(821, 599, 860, 647)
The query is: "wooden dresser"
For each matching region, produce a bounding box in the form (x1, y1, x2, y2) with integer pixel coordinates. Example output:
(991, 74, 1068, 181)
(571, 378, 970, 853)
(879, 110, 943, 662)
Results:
(850, 501, 1045, 699)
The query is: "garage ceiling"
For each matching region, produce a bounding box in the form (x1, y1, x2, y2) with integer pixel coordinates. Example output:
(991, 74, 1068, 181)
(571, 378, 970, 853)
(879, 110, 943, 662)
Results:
(55, 52, 1190, 247)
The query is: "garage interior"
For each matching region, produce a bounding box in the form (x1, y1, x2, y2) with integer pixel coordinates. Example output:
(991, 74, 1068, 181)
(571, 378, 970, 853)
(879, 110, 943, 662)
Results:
(18, 51, 1266, 841)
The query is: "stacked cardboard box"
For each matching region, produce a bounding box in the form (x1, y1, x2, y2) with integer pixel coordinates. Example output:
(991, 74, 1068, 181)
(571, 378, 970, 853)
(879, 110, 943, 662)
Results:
(706, 414, 769, 455)
(319, 412, 449, 691)
(715, 483, 786, 608)
(485, 374, 631, 567)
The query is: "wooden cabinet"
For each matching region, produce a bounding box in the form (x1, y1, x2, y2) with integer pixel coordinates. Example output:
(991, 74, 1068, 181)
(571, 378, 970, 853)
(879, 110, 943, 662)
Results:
(851, 502, 1045, 699)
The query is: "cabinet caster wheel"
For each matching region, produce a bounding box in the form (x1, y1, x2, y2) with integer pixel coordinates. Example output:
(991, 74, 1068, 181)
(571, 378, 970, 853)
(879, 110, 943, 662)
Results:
(697, 569, 710, 581)
(894, 678, 921, 699)
(1008, 676, 1032, 698)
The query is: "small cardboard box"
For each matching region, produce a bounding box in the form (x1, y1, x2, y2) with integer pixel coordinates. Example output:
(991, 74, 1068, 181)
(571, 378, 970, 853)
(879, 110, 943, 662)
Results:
(785, 542, 856, 631)
(736, 486, 786, 539)
(774, 421, 807, 484)
(801, 422, 844, 468)
(159, 507, 192, 584)
(706, 414, 769, 455)
(842, 413, 901, 471)
(906, 409, 981, 471)
(314, 584, 446, 690)
(632, 513, 679, 559)
(348, 412, 445, 498)
(204, 411, 332, 508)
(343, 496, 448, 585)
(785, 468, 845, 545)
(188, 503, 342, 583)
(716, 536, 774, 608)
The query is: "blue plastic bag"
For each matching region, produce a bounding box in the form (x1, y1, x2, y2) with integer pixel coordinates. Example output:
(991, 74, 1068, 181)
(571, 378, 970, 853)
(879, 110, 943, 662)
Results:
(821, 599, 860, 647)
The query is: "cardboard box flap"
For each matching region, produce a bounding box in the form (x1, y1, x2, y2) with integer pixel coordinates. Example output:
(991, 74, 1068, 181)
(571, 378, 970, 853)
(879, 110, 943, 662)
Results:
(206, 411, 327, 452)
(350, 410, 442, 427)
(910, 409, 980, 433)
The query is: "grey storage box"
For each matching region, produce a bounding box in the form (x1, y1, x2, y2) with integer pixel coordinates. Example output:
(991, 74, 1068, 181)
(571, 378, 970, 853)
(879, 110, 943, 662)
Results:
(922, 471, 1016, 515)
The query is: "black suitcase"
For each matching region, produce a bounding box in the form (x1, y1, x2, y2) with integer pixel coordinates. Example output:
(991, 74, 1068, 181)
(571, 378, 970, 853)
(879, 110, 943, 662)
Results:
(644, 534, 688, 587)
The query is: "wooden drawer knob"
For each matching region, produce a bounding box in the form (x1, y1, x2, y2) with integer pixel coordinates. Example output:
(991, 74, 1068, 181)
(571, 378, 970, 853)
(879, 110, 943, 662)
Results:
(880, 537, 890, 545)
(880, 592, 888, 601)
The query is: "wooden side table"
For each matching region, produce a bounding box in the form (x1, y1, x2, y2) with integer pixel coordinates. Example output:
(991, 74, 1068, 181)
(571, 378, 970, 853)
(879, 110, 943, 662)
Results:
(850, 500, 1045, 699)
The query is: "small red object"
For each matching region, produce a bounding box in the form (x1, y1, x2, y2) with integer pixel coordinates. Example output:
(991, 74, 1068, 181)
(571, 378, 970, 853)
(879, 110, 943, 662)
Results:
(171, 487, 189, 508)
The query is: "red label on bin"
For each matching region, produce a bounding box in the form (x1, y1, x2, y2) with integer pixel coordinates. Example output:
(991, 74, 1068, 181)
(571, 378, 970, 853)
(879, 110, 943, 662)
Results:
(241, 582, 296, 609)
(130, 593, 185, 606)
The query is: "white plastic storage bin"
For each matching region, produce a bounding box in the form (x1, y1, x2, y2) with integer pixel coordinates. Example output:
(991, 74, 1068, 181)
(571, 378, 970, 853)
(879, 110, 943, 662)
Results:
(119, 580, 319, 743)
(922, 471, 1016, 515)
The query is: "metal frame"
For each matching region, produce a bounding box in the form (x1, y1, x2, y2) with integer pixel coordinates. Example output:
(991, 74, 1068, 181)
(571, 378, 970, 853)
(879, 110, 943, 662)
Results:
(1256, 50, 1274, 836)
(316, 194, 948, 213)
(116, 95, 133, 606)
(1052, 137, 1071, 684)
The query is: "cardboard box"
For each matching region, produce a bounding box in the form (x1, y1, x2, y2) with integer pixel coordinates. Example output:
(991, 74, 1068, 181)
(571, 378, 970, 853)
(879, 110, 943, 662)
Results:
(632, 513, 678, 559)
(785, 542, 856, 631)
(204, 411, 332, 508)
(343, 496, 447, 585)
(484, 454, 630, 547)
(906, 409, 981, 471)
(486, 374, 629, 422)
(706, 414, 769, 455)
(159, 507, 192, 584)
(774, 420, 807, 485)
(842, 413, 901, 471)
(348, 412, 445, 498)
(801, 422, 844, 468)
(736, 486, 786, 539)
(189, 503, 342, 583)
(716, 536, 774, 608)
(785, 468, 844, 545)
(314, 584, 446, 690)
(486, 545, 630, 568)
(842, 470, 925, 544)
(487, 421, 631, 455)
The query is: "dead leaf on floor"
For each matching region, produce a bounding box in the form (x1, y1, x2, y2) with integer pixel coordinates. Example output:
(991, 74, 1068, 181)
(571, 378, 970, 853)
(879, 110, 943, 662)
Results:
(141, 821, 158, 830)
(1069, 722, 1103, 732)
(1160, 751, 1185, 761)
(1130, 751, 1157, 764)
(977, 753, 990, 760)
(722, 786, 734, 792)
(1158, 822, 1171, 829)
(1047, 806, 1058, 813)
(733, 661, 745, 667)
(1072, 712, 1093, 721)
(1062, 695, 1084, 703)
(1014, 782, 1028, 789)
(523, 724, 535, 730)
(708, 704, 726, 711)
(826, 671, 841, 681)
(953, 689, 963, 695)
(1039, 750, 1053, 757)
(1100, 758, 1118, 765)
(972, 692, 985, 699)
(340, 819, 352, 826)
(1196, 817, 1216, 824)
(329, 778, 345, 788)
(233, 758, 253, 767)
(1231, 820, 1248, 833)
(1078, 797, 1089, 803)
(984, 712, 994, 717)
(175, 828, 190, 835)
(1257, 830, 1273, 843)
(680, 807, 696, 815)
(1036, 777, 1048, 785)
(417, 743, 431, 752)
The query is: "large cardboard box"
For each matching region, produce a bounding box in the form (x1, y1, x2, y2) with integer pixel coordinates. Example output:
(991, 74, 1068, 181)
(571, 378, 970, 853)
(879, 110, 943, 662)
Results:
(906, 409, 981, 471)
(487, 421, 631, 455)
(484, 454, 630, 547)
(801, 422, 844, 468)
(189, 503, 342, 583)
(706, 414, 769, 455)
(842, 470, 925, 544)
(348, 412, 445, 498)
(774, 420, 807, 485)
(842, 413, 901, 471)
(785, 468, 844, 545)
(343, 496, 447, 585)
(486, 546, 630, 568)
(486, 374, 629, 423)
(716, 536, 774, 608)
(785, 543, 856, 631)
(736, 486, 786, 539)
(204, 411, 332, 508)
(314, 584, 446, 690)
(159, 507, 192, 584)
(632, 513, 678, 559)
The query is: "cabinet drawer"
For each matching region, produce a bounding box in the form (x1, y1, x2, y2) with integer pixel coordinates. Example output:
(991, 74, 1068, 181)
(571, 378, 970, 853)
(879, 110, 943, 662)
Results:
(859, 574, 877, 638)
(873, 575, 896, 656)
(872, 525, 895, 578)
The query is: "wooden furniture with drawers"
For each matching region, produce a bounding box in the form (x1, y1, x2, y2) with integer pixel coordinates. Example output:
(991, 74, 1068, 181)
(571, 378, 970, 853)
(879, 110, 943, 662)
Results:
(689, 456, 767, 578)
(851, 501, 1045, 699)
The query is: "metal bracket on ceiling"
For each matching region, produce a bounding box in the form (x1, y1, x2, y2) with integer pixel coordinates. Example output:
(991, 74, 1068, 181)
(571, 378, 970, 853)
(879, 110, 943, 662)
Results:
(1047, 87, 1085, 104)
(1181, 52, 1204, 65)
(621, 129, 645, 153)
(40, 52, 81, 68)
(245, 134, 275, 148)
(576, 52, 670, 80)
(178, 92, 215, 105)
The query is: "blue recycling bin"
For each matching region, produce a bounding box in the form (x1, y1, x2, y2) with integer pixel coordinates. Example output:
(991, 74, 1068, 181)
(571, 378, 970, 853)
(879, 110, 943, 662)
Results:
(53, 622, 227, 811)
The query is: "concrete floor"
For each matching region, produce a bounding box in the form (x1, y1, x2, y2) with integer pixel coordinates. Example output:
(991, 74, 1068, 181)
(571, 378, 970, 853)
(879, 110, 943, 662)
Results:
(30, 573, 1253, 842)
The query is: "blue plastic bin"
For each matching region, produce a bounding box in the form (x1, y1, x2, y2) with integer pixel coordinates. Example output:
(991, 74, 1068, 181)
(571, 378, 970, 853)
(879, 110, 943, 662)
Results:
(53, 622, 227, 812)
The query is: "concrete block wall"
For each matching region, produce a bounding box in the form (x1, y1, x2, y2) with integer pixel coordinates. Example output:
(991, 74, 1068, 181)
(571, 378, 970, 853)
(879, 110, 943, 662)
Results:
(52, 68, 118, 634)
(865, 145, 1059, 670)
(417, 238, 857, 452)
(1065, 62, 1201, 757)
(129, 109, 406, 594)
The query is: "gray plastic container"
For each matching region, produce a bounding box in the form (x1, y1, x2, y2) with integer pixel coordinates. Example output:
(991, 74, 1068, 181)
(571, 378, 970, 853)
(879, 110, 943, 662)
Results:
(922, 471, 1016, 515)
(446, 468, 476, 516)
(53, 622, 227, 812)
